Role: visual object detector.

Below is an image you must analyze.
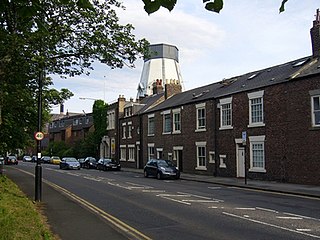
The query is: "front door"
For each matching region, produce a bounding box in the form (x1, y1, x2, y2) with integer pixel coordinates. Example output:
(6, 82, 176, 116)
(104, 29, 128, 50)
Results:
(237, 147, 245, 178)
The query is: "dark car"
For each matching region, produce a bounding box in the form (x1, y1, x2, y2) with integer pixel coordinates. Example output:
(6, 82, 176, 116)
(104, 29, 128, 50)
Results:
(41, 156, 51, 164)
(78, 158, 86, 168)
(59, 157, 80, 170)
(96, 158, 121, 171)
(5, 156, 18, 165)
(144, 159, 180, 180)
(83, 157, 97, 169)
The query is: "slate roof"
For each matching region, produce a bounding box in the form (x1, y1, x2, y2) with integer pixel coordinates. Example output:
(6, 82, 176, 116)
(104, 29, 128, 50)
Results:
(146, 56, 319, 113)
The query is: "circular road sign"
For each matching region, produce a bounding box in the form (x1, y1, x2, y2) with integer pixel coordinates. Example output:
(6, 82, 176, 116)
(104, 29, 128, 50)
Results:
(34, 132, 44, 141)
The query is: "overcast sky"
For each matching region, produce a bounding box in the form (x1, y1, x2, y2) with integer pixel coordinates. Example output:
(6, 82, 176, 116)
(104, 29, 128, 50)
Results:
(51, 0, 320, 114)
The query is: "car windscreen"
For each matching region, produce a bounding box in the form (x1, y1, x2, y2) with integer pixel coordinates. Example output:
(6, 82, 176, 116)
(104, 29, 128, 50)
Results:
(158, 160, 174, 167)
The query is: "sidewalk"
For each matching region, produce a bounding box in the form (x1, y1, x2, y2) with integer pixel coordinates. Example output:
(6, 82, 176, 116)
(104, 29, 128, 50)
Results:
(122, 168, 320, 199)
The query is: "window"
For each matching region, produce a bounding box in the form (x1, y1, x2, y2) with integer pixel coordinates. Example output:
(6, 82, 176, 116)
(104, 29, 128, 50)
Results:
(173, 108, 181, 133)
(311, 95, 320, 127)
(73, 119, 79, 126)
(124, 107, 132, 117)
(219, 97, 233, 130)
(148, 143, 155, 160)
(196, 142, 207, 170)
(120, 145, 126, 161)
(128, 145, 135, 161)
(209, 151, 215, 163)
(219, 155, 226, 168)
(249, 135, 266, 172)
(148, 114, 155, 136)
(122, 123, 126, 139)
(128, 122, 132, 138)
(162, 110, 171, 134)
(248, 91, 265, 127)
(196, 103, 206, 131)
(107, 111, 115, 130)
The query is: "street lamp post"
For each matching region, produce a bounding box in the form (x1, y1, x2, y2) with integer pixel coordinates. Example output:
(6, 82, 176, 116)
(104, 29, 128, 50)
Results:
(35, 66, 44, 202)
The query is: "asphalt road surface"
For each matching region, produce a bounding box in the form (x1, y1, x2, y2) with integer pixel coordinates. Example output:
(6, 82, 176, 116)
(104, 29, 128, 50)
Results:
(7, 162, 320, 240)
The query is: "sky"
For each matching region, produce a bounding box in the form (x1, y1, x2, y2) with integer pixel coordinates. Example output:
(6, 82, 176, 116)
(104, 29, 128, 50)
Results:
(51, 0, 320, 114)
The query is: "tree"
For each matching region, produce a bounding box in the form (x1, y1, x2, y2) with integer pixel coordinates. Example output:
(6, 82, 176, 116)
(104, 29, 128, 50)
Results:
(142, 0, 289, 14)
(92, 100, 108, 157)
(0, 0, 148, 153)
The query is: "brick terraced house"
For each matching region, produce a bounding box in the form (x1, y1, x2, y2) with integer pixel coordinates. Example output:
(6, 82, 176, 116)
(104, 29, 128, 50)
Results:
(127, 12, 320, 185)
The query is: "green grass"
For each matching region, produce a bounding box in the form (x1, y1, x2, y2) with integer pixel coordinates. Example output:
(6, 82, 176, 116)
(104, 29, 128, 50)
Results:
(0, 175, 57, 240)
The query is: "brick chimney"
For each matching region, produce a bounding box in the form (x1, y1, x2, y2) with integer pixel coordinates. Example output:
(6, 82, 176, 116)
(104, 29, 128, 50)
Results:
(310, 9, 320, 58)
(152, 79, 164, 95)
(165, 79, 182, 99)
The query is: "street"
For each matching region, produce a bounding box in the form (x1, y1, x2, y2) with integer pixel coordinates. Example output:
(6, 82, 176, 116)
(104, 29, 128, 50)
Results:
(6, 162, 320, 240)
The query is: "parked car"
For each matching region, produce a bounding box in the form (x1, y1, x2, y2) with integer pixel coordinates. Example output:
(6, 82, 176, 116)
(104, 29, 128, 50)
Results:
(96, 158, 121, 171)
(41, 156, 51, 164)
(31, 155, 37, 162)
(51, 156, 61, 165)
(144, 159, 180, 180)
(5, 156, 18, 165)
(23, 155, 32, 162)
(59, 157, 80, 170)
(83, 157, 97, 169)
(78, 158, 86, 168)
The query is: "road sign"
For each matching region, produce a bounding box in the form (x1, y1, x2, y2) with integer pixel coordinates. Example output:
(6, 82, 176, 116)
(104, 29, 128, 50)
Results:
(34, 132, 44, 141)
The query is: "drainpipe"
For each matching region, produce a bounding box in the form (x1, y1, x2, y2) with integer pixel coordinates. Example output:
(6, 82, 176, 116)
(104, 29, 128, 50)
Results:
(213, 99, 218, 177)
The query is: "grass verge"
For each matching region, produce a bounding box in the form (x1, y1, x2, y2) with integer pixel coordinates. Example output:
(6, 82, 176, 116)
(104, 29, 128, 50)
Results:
(0, 175, 57, 240)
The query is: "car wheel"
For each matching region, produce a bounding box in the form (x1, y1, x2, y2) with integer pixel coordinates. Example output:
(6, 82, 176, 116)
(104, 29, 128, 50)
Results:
(144, 170, 148, 178)
(156, 172, 162, 180)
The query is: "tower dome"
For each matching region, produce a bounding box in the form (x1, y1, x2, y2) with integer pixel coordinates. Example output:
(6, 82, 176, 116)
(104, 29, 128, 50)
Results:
(137, 43, 183, 98)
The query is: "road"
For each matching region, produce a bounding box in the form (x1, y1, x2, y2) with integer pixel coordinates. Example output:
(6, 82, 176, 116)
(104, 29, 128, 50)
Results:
(7, 162, 320, 240)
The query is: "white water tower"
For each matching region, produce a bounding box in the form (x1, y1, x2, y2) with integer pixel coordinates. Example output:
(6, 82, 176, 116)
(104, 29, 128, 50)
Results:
(137, 43, 183, 98)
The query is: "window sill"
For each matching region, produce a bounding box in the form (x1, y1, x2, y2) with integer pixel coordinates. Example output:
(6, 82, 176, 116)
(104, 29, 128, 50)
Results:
(120, 159, 126, 162)
(219, 126, 233, 130)
(195, 166, 207, 171)
(128, 159, 135, 162)
(162, 132, 171, 135)
(219, 164, 226, 168)
(248, 123, 265, 128)
(249, 168, 266, 173)
(172, 131, 181, 134)
(195, 128, 206, 132)
(147, 134, 155, 137)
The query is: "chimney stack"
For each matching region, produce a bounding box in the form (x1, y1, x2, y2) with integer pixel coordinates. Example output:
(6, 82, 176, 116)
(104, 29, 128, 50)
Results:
(311, 9, 320, 58)
(152, 79, 164, 94)
(165, 79, 182, 99)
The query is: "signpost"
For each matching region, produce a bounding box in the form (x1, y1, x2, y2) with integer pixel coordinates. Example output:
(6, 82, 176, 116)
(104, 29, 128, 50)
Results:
(242, 131, 247, 185)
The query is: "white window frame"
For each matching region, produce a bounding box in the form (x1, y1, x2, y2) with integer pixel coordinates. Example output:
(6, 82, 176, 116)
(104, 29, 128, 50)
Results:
(122, 123, 126, 139)
(120, 145, 126, 161)
(219, 154, 226, 168)
(162, 110, 172, 134)
(209, 151, 215, 163)
(128, 144, 135, 162)
(148, 114, 155, 136)
(196, 103, 206, 132)
(172, 108, 181, 134)
(248, 91, 265, 128)
(219, 97, 233, 130)
(195, 141, 207, 170)
(249, 135, 266, 173)
(128, 122, 132, 139)
(148, 143, 155, 160)
(107, 110, 115, 130)
(310, 91, 320, 127)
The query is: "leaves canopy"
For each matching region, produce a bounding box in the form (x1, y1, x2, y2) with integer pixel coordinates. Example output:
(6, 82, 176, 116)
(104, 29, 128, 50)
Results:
(0, 0, 148, 153)
(142, 0, 289, 14)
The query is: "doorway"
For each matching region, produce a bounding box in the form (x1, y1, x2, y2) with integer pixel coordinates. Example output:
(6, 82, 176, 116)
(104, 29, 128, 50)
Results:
(237, 147, 245, 178)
